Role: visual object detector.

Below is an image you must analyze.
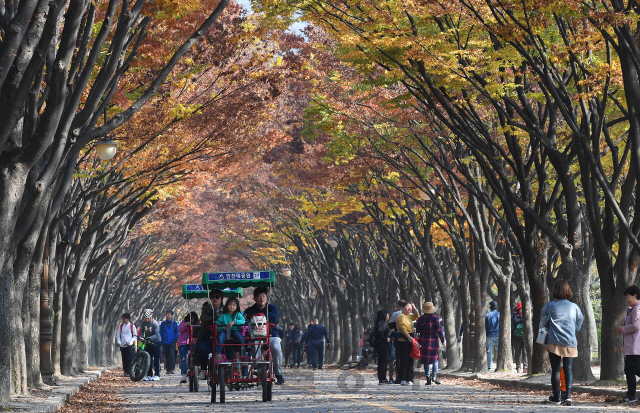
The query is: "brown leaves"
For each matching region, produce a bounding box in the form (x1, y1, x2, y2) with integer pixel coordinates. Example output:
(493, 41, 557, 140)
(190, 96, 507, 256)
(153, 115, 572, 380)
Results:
(58, 370, 133, 413)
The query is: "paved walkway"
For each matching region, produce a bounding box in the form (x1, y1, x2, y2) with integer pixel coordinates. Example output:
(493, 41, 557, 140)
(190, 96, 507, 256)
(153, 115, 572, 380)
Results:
(107, 367, 635, 412)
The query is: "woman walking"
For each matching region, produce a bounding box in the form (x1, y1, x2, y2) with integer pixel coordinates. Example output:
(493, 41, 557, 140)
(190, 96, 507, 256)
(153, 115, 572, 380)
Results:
(177, 312, 198, 384)
(415, 302, 445, 385)
(541, 280, 583, 406)
(396, 301, 419, 386)
(372, 309, 392, 384)
(616, 285, 640, 403)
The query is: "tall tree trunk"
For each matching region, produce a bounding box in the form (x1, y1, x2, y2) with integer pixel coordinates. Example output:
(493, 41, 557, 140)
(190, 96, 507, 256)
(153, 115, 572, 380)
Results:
(526, 229, 549, 374)
(564, 259, 596, 382)
(0, 166, 28, 402)
(495, 276, 512, 372)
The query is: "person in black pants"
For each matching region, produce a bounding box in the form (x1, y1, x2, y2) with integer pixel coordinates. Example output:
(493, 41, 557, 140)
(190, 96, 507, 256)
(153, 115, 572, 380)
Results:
(372, 309, 392, 384)
(396, 302, 419, 385)
(117, 313, 137, 377)
(617, 285, 640, 404)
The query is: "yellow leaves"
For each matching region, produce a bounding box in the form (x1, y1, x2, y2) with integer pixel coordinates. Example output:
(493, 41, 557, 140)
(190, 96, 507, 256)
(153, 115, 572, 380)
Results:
(168, 103, 201, 120)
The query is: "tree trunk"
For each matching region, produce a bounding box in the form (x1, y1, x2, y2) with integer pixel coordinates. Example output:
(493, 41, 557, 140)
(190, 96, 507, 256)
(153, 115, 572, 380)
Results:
(424, 244, 461, 370)
(565, 260, 596, 382)
(60, 293, 78, 376)
(10, 258, 28, 395)
(495, 276, 512, 372)
(0, 165, 28, 402)
(526, 229, 549, 374)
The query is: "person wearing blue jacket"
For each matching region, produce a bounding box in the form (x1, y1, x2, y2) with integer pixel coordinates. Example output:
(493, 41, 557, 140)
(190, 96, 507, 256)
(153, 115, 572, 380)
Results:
(160, 310, 179, 374)
(307, 318, 331, 370)
(485, 301, 500, 370)
(541, 280, 583, 406)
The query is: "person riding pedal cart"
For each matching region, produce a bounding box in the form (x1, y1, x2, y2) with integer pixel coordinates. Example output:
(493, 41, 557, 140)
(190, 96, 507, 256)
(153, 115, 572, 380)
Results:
(244, 286, 285, 385)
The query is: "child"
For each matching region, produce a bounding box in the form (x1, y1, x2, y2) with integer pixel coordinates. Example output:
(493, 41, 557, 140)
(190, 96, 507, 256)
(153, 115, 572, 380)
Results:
(178, 312, 198, 384)
(216, 298, 248, 376)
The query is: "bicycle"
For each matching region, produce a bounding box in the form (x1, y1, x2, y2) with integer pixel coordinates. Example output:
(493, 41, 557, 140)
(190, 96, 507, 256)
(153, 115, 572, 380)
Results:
(339, 348, 378, 370)
(129, 336, 152, 381)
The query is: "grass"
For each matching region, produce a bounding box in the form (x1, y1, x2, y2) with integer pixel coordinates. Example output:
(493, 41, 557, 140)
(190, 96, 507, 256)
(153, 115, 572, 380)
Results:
(589, 378, 627, 387)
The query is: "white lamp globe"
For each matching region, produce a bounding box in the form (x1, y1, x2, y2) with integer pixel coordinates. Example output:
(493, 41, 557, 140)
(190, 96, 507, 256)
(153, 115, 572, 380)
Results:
(96, 139, 117, 160)
(282, 268, 292, 277)
(116, 256, 128, 266)
(327, 237, 338, 249)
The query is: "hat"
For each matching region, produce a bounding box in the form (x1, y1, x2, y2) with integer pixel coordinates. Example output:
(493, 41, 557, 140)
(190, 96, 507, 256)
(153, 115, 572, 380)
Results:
(423, 302, 437, 314)
(144, 309, 153, 318)
(516, 302, 522, 310)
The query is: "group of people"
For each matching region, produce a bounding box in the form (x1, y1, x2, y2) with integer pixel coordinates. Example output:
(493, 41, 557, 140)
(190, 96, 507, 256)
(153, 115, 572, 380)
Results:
(483, 280, 640, 407)
(283, 320, 332, 369)
(117, 309, 181, 381)
(117, 286, 286, 385)
(481, 281, 583, 406)
(370, 300, 446, 386)
(116, 277, 640, 407)
(484, 300, 528, 373)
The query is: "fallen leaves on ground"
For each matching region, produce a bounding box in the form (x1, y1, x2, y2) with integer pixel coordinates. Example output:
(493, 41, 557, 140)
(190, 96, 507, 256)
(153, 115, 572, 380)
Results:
(440, 376, 639, 408)
(58, 370, 138, 413)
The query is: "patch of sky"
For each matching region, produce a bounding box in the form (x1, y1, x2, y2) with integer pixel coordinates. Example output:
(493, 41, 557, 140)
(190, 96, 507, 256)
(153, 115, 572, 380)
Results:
(235, 0, 308, 35)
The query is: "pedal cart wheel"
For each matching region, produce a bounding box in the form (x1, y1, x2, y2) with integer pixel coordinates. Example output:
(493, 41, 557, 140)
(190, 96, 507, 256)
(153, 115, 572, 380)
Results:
(218, 365, 226, 403)
(261, 366, 269, 402)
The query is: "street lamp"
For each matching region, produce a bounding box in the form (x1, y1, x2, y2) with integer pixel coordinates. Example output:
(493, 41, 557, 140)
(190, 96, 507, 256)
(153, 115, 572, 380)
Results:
(418, 186, 436, 201)
(327, 236, 338, 249)
(282, 267, 292, 277)
(96, 139, 117, 160)
(116, 255, 128, 266)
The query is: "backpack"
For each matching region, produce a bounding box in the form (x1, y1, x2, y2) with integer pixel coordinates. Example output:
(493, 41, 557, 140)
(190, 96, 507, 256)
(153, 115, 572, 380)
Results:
(120, 323, 134, 336)
(250, 313, 269, 337)
(514, 322, 524, 337)
(367, 328, 376, 347)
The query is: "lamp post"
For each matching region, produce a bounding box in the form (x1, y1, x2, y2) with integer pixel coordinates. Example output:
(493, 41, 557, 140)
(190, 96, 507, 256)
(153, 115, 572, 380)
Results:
(282, 267, 292, 277)
(418, 186, 436, 201)
(96, 139, 117, 160)
(326, 236, 338, 249)
(116, 255, 128, 266)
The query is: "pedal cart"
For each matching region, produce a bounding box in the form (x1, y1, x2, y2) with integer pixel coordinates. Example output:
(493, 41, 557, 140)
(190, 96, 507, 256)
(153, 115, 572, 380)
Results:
(201, 270, 276, 403)
(181, 284, 242, 393)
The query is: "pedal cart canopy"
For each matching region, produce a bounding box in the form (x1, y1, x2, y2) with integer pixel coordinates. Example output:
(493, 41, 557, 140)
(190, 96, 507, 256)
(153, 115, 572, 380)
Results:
(182, 284, 243, 299)
(202, 270, 275, 288)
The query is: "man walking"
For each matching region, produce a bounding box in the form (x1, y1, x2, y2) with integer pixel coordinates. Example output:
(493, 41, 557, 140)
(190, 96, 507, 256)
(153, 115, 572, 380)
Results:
(284, 323, 294, 367)
(117, 313, 137, 377)
(160, 310, 179, 375)
(140, 309, 162, 381)
(307, 318, 331, 370)
(485, 301, 500, 370)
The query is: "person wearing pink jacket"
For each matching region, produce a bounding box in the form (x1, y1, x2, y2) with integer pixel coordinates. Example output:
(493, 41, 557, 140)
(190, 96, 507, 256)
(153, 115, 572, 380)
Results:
(178, 312, 198, 384)
(617, 285, 640, 404)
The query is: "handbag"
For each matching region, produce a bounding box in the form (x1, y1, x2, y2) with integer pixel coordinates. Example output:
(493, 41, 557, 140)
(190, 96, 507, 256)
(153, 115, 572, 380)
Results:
(536, 302, 552, 345)
(410, 339, 421, 359)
